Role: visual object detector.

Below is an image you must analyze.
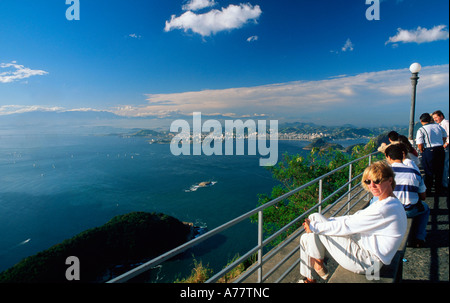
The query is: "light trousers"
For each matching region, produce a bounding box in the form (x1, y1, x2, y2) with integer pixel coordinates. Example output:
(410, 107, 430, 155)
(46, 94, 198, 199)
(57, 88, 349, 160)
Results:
(299, 213, 378, 279)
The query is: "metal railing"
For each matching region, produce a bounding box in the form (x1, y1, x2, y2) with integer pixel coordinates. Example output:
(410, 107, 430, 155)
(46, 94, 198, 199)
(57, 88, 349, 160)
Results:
(107, 151, 380, 283)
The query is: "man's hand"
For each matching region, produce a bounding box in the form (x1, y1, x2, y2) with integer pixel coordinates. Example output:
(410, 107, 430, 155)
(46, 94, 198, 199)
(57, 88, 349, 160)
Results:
(303, 218, 312, 233)
(418, 143, 424, 153)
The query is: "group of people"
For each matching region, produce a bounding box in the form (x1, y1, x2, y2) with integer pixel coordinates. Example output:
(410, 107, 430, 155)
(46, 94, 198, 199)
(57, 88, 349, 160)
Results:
(298, 110, 448, 283)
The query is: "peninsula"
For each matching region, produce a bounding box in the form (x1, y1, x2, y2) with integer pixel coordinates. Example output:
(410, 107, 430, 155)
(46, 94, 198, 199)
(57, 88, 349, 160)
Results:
(0, 212, 193, 283)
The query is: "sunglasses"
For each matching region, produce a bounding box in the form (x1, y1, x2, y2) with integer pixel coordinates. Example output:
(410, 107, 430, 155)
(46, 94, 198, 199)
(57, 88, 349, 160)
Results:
(363, 179, 385, 185)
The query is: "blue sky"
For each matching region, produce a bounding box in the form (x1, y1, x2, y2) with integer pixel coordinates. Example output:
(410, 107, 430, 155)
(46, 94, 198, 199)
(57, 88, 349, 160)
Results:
(0, 0, 448, 127)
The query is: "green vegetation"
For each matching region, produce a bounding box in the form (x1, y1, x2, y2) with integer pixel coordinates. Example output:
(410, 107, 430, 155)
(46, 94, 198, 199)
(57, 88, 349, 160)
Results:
(0, 212, 191, 283)
(176, 253, 258, 283)
(175, 258, 214, 283)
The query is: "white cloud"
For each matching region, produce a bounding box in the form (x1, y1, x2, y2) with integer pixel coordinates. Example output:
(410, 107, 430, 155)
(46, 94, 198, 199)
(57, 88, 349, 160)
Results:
(112, 65, 448, 125)
(164, 3, 262, 37)
(341, 38, 354, 52)
(4, 66, 446, 126)
(386, 25, 449, 45)
(0, 105, 64, 115)
(182, 0, 216, 11)
(0, 61, 48, 83)
(0, 105, 108, 116)
(247, 35, 258, 42)
(128, 33, 142, 39)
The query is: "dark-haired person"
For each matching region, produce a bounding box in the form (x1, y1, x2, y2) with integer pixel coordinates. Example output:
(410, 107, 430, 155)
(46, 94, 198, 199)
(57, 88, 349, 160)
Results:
(398, 135, 420, 168)
(415, 113, 447, 195)
(432, 110, 449, 193)
(388, 130, 399, 143)
(299, 161, 407, 283)
(385, 144, 429, 247)
(377, 131, 400, 154)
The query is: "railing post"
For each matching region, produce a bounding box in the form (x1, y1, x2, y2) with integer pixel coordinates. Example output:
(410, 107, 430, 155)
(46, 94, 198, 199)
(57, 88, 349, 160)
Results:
(347, 163, 352, 211)
(258, 210, 263, 283)
(318, 179, 323, 214)
(365, 155, 373, 202)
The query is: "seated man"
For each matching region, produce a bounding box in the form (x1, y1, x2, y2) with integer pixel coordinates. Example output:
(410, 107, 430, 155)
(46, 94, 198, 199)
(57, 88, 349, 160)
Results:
(385, 144, 430, 247)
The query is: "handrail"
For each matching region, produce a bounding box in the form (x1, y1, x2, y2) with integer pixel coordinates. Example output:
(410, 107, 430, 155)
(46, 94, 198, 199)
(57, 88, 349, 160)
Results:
(107, 150, 380, 283)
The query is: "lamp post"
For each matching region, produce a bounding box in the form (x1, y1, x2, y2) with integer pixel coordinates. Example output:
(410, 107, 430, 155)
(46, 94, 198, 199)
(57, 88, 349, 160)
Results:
(408, 62, 421, 142)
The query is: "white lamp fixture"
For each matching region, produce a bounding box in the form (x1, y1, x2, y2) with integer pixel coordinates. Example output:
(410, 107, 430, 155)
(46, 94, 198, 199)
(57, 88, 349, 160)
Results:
(409, 62, 422, 74)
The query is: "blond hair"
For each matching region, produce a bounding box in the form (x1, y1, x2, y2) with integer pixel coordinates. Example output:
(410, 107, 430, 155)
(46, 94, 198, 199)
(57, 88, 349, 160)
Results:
(361, 160, 396, 191)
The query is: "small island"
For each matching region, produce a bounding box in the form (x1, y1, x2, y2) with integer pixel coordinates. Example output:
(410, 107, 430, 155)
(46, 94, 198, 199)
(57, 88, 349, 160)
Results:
(303, 138, 344, 151)
(0, 212, 193, 283)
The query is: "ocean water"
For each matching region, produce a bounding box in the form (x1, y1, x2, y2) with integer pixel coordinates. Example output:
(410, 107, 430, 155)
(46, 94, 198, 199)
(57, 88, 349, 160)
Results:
(0, 134, 367, 282)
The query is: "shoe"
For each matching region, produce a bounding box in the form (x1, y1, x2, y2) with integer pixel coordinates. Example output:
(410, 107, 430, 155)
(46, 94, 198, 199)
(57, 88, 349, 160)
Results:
(315, 266, 329, 280)
(298, 278, 316, 283)
(414, 239, 426, 248)
(409, 239, 426, 248)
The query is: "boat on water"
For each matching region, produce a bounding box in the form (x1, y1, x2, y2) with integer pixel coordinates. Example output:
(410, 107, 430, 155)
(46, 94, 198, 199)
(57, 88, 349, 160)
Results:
(185, 180, 217, 192)
(198, 181, 212, 187)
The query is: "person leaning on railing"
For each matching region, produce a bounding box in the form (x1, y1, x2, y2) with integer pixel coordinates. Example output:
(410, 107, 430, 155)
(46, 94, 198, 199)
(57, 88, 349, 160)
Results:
(298, 161, 407, 283)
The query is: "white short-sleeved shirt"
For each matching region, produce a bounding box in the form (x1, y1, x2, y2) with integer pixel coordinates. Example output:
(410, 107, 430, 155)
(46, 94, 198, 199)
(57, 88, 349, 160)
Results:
(439, 119, 449, 144)
(415, 123, 446, 148)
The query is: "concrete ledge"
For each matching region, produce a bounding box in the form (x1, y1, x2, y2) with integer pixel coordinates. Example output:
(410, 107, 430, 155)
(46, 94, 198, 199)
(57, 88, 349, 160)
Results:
(328, 218, 413, 283)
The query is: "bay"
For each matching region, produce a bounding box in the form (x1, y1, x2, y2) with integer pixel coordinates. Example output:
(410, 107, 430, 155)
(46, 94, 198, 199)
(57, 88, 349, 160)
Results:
(0, 134, 367, 282)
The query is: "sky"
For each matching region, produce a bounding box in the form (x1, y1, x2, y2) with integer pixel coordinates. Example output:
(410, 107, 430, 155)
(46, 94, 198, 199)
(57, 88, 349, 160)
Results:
(0, 0, 449, 128)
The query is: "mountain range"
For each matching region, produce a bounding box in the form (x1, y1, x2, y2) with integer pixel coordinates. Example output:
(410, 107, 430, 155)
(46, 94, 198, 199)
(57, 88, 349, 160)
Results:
(0, 109, 410, 138)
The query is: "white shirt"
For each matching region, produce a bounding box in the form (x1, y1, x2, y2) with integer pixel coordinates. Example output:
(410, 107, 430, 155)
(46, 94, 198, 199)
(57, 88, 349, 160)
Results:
(310, 196, 407, 265)
(403, 157, 420, 172)
(415, 123, 446, 148)
(439, 118, 449, 145)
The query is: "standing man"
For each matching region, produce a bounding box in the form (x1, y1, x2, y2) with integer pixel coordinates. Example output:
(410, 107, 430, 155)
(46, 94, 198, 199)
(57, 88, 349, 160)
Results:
(416, 113, 447, 195)
(432, 110, 449, 193)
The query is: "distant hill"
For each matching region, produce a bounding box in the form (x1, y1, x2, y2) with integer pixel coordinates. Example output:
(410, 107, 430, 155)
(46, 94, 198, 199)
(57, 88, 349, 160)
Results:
(131, 129, 163, 137)
(0, 212, 192, 283)
(0, 108, 410, 138)
(329, 128, 374, 139)
(278, 122, 408, 140)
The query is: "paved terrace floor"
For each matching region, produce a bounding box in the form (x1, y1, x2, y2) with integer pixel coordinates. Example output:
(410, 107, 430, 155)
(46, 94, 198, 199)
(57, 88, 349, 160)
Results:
(239, 188, 449, 283)
(402, 192, 449, 283)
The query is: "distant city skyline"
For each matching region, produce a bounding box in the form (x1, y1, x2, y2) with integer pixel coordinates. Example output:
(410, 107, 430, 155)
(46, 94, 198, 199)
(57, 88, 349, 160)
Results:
(1, 0, 448, 127)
